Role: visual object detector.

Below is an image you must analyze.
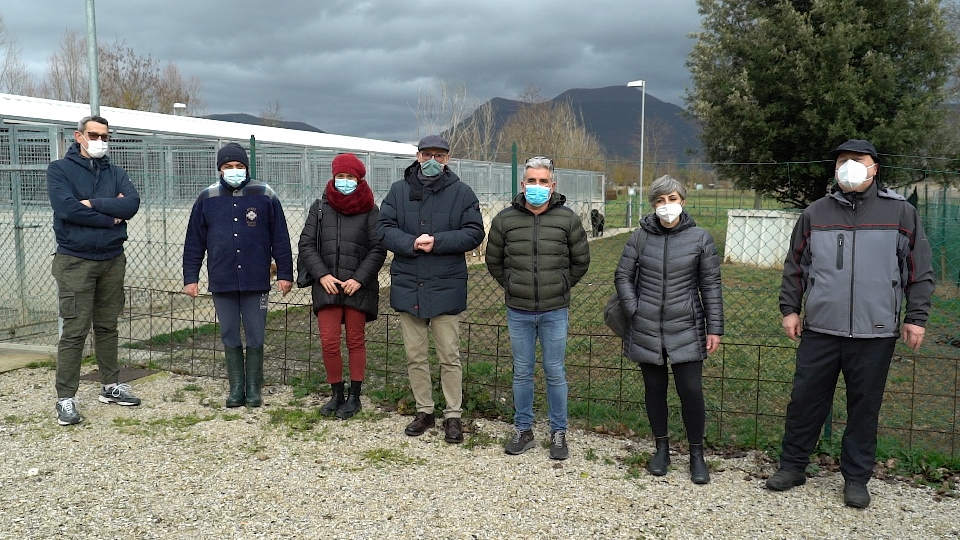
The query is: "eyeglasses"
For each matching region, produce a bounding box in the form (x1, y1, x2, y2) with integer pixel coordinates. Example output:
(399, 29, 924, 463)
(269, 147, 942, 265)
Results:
(83, 131, 110, 141)
(420, 151, 449, 160)
(525, 155, 554, 172)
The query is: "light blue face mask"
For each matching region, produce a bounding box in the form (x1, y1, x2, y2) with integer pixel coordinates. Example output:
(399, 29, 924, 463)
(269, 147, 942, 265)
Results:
(525, 184, 551, 207)
(221, 168, 247, 187)
(420, 159, 443, 177)
(335, 178, 358, 195)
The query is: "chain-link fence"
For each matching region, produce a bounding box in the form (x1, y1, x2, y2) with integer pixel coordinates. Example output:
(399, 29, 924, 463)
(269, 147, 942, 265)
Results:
(0, 123, 604, 342)
(2, 121, 958, 457)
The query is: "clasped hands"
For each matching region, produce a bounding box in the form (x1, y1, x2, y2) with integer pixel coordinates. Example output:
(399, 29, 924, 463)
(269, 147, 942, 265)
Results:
(414, 233, 435, 253)
(319, 274, 361, 296)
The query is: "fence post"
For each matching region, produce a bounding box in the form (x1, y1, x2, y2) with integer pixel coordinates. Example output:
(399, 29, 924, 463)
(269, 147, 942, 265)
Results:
(511, 142, 518, 197)
(249, 135, 257, 179)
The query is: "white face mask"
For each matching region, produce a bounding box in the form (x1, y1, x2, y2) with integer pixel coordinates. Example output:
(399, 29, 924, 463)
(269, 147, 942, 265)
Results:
(84, 136, 108, 159)
(655, 203, 683, 224)
(837, 159, 872, 190)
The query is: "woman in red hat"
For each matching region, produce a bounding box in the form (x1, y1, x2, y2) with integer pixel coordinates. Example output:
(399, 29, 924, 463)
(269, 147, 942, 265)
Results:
(297, 153, 386, 419)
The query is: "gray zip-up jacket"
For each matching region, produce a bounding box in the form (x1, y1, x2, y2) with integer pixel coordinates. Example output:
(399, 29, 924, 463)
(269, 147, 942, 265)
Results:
(779, 182, 935, 338)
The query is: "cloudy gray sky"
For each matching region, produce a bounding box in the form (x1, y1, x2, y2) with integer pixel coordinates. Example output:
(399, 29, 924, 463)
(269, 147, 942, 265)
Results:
(3, 1, 702, 143)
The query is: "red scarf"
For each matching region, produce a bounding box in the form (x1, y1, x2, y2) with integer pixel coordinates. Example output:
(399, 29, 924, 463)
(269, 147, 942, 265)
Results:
(325, 179, 375, 215)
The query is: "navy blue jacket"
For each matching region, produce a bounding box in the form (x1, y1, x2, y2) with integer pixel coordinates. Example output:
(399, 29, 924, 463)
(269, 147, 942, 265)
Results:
(377, 162, 485, 318)
(47, 142, 141, 260)
(183, 177, 293, 294)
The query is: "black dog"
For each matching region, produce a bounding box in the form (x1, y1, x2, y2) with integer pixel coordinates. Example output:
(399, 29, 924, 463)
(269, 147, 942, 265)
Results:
(590, 209, 605, 237)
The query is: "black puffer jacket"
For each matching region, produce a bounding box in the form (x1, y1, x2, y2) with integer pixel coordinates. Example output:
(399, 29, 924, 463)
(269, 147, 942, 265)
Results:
(377, 162, 485, 318)
(298, 197, 386, 321)
(614, 212, 724, 365)
(485, 192, 590, 311)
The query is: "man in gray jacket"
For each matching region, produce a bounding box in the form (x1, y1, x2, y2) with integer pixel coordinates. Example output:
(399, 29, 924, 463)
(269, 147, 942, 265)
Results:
(766, 139, 935, 508)
(485, 156, 590, 460)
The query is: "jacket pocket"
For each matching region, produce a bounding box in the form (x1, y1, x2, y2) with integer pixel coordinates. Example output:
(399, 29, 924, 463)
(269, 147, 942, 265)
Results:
(58, 291, 77, 319)
(836, 234, 844, 270)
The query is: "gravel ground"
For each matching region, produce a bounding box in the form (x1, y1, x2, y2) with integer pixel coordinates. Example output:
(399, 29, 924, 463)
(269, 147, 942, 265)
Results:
(1, 366, 959, 540)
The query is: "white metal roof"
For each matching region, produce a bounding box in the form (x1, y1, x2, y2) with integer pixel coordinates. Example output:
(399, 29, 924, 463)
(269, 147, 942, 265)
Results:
(0, 93, 417, 156)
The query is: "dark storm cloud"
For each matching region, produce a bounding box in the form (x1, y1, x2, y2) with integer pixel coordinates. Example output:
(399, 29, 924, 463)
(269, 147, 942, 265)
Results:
(2, 0, 701, 142)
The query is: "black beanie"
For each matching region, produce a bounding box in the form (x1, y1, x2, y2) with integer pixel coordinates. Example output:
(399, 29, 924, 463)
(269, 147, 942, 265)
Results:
(217, 142, 249, 170)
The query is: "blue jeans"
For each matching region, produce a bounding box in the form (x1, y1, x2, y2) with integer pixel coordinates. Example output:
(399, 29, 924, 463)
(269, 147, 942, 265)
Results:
(507, 307, 569, 432)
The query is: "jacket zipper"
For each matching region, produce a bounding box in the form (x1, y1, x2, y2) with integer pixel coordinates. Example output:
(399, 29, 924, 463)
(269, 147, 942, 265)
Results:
(532, 215, 540, 310)
(659, 234, 668, 351)
(334, 207, 342, 296)
(848, 200, 858, 337)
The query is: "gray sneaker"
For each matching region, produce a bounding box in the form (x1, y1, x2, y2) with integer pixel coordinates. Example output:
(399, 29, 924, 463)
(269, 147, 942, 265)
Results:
(504, 428, 535, 455)
(549, 430, 569, 460)
(56, 398, 82, 426)
(98, 383, 142, 406)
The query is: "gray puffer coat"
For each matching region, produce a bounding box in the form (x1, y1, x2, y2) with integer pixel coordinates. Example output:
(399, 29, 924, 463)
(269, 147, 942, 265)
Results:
(614, 212, 723, 365)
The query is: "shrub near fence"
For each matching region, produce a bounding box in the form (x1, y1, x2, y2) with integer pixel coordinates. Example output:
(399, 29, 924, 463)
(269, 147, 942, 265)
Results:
(121, 200, 960, 462)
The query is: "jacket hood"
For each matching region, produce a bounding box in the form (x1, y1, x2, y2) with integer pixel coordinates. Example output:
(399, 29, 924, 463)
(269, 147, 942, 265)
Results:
(510, 190, 567, 212)
(403, 160, 461, 191)
(639, 210, 696, 235)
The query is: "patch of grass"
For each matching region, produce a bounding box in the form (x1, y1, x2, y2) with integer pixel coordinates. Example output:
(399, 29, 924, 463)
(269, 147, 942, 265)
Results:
(25, 360, 56, 369)
(147, 414, 216, 429)
(462, 427, 498, 450)
(125, 322, 220, 349)
(221, 413, 243, 421)
(584, 447, 599, 461)
(112, 417, 142, 427)
(182, 384, 203, 392)
(358, 447, 425, 468)
(290, 373, 325, 399)
(266, 407, 325, 433)
(622, 451, 651, 479)
(166, 389, 186, 403)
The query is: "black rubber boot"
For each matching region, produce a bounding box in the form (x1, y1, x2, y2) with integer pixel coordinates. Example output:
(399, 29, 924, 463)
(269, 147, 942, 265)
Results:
(647, 436, 671, 476)
(320, 382, 345, 417)
(245, 346, 264, 407)
(336, 380, 363, 419)
(690, 443, 710, 484)
(224, 346, 246, 408)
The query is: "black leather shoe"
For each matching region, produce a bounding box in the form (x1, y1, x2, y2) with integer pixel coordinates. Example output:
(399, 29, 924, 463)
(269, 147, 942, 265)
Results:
(844, 480, 871, 508)
(443, 417, 463, 444)
(404, 412, 435, 436)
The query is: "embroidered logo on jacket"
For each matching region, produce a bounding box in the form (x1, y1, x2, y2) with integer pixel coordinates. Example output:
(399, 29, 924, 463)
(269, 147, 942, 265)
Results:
(246, 208, 258, 227)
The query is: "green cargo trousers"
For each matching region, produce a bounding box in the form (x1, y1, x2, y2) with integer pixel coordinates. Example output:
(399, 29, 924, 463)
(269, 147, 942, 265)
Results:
(52, 253, 126, 398)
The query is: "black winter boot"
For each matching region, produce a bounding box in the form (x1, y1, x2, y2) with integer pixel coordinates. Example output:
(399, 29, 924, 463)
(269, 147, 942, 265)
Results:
(224, 346, 246, 408)
(647, 436, 670, 476)
(320, 382, 345, 417)
(336, 380, 363, 419)
(689, 443, 710, 484)
(245, 346, 264, 407)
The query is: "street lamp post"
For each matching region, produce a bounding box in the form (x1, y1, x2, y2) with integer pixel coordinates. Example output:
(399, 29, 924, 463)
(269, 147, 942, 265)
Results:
(627, 79, 645, 221)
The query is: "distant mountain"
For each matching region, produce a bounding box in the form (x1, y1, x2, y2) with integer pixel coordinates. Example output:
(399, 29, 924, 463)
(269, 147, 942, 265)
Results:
(200, 113, 325, 133)
(458, 86, 702, 162)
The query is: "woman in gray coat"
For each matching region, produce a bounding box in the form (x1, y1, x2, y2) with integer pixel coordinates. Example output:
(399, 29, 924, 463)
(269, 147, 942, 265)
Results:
(614, 175, 723, 484)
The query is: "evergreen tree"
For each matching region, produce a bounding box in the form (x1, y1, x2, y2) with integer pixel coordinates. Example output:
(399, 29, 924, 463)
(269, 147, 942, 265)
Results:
(686, 0, 958, 207)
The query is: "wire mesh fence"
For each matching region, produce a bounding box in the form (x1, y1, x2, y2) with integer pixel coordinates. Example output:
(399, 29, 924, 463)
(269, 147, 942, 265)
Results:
(2, 122, 958, 457)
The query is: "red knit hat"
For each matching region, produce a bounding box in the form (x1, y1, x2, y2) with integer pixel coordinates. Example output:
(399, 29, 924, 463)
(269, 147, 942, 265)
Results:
(332, 153, 366, 180)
